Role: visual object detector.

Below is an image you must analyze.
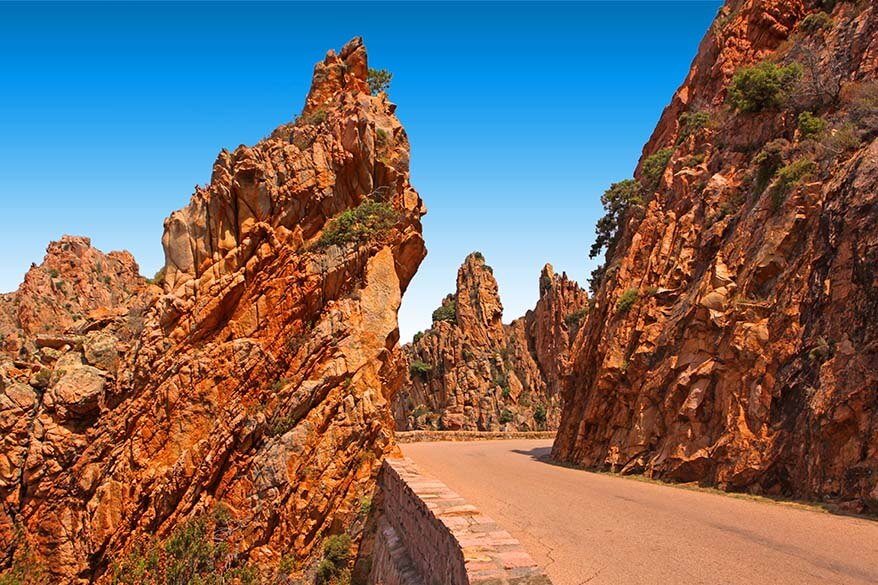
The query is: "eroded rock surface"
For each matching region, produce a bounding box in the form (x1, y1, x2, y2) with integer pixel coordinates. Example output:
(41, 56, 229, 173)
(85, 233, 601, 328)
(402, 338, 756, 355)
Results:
(555, 0, 878, 511)
(395, 254, 587, 431)
(0, 37, 426, 582)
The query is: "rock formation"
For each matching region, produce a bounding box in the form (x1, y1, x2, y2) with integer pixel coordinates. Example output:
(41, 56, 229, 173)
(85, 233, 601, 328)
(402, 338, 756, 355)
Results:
(0, 236, 146, 358)
(554, 0, 878, 511)
(395, 253, 588, 431)
(0, 37, 425, 582)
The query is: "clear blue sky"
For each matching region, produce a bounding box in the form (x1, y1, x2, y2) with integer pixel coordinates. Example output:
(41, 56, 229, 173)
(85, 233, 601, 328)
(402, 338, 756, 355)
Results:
(0, 1, 721, 341)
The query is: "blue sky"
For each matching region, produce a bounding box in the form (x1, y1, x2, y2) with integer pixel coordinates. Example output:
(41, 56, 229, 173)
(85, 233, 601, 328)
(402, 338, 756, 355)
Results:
(0, 1, 721, 341)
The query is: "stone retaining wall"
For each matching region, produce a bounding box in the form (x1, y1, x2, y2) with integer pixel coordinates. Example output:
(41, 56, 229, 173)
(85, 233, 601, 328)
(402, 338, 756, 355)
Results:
(368, 458, 552, 585)
(395, 431, 556, 444)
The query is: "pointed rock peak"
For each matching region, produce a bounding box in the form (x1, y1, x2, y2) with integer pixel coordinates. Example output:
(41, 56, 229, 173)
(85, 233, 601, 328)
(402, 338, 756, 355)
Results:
(303, 36, 370, 116)
(455, 252, 503, 338)
(465, 250, 489, 266)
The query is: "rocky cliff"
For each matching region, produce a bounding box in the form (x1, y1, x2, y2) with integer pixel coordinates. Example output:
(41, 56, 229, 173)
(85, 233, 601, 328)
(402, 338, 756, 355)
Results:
(0, 236, 147, 359)
(0, 37, 426, 582)
(554, 0, 878, 511)
(395, 254, 588, 432)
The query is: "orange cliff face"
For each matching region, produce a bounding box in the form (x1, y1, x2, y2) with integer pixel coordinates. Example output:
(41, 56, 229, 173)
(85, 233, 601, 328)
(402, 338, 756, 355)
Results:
(394, 254, 588, 432)
(554, 0, 878, 511)
(0, 37, 426, 582)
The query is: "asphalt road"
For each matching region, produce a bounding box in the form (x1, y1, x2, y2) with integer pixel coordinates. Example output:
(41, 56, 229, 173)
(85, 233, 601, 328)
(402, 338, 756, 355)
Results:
(401, 439, 878, 585)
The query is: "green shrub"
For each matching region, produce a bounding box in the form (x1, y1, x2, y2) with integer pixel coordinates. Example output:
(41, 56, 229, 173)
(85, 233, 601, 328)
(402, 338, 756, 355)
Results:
(727, 61, 803, 112)
(533, 404, 547, 426)
(641, 147, 674, 192)
(367, 68, 392, 95)
(0, 537, 48, 585)
(800, 11, 833, 33)
(501, 385, 511, 399)
(375, 127, 388, 144)
(359, 496, 372, 516)
(316, 534, 352, 584)
(409, 360, 432, 376)
(677, 111, 712, 142)
(431, 300, 457, 324)
(48, 268, 59, 279)
(770, 159, 817, 211)
(564, 307, 589, 327)
(266, 413, 297, 437)
(149, 267, 166, 287)
(846, 80, 878, 133)
(808, 336, 833, 364)
(110, 511, 257, 585)
(753, 138, 789, 195)
(798, 111, 827, 139)
(499, 410, 514, 424)
(305, 109, 328, 125)
(412, 331, 425, 344)
(616, 288, 639, 315)
(823, 123, 862, 153)
(318, 199, 400, 247)
(589, 179, 643, 259)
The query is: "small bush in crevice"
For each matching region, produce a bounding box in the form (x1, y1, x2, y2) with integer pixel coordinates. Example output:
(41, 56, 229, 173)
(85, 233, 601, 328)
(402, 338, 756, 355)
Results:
(431, 299, 457, 324)
(315, 534, 352, 585)
(641, 148, 674, 193)
(412, 331, 425, 344)
(305, 109, 328, 125)
(752, 139, 790, 196)
(564, 308, 589, 328)
(770, 159, 817, 212)
(844, 80, 878, 135)
(409, 360, 432, 377)
(800, 11, 833, 34)
(808, 336, 833, 364)
(499, 409, 514, 424)
(533, 404, 547, 427)
(677, 111, 712, 143)
(727, 61, 803, 113)
(616, 288, 639, 315)
(798, 111, 827, 139)
(318, 200, 399, 248)
(822, 123, 862, 154)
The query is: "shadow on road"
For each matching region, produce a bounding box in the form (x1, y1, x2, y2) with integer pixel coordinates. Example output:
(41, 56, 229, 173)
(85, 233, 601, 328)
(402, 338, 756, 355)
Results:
(512, 447, 552, 461)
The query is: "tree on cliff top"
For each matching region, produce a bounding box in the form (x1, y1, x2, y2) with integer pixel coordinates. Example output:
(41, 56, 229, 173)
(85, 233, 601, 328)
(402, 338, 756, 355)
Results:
(589, 179, 643, 260)
(367, 68, 392, 95)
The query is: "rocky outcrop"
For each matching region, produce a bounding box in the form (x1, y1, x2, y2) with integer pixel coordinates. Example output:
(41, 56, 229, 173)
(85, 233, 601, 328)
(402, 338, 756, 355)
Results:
(0, 236, 146, 358)
(395, 254, 587, 432)
(555, 0, 878, 511)
(0, 37, 426, 582)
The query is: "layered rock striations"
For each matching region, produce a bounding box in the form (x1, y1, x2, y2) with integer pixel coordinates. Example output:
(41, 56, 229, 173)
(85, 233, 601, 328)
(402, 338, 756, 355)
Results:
(554, 0, 878, 510)
(395, 254, 588, 431)
(0, 37, 426, 582)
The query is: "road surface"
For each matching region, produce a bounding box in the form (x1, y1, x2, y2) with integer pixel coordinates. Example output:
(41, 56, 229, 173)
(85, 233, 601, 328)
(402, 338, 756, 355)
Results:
(402, 439, 878, 585)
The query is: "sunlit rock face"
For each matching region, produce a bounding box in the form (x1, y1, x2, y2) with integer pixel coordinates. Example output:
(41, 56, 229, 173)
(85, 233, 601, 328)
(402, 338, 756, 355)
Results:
(0, 37, 426, 582)
(555, 0, 878, 512)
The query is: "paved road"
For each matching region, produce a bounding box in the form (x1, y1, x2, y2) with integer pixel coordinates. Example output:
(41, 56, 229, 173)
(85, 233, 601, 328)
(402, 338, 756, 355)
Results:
(402, 439, 878, 585)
